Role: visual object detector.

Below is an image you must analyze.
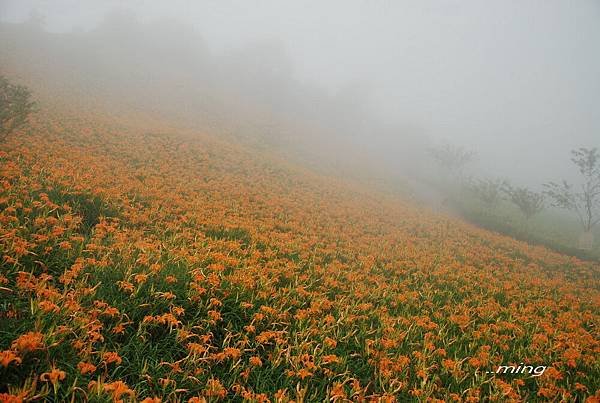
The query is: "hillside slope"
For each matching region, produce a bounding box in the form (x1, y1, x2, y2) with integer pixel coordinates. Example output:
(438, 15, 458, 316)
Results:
(1, 106, 599, 401)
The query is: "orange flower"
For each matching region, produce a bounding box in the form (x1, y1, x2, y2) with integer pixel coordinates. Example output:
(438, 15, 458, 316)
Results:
(442, 359, 457, 371)
(0, 350, 22, 367)
(58, 241, 71, 250)
(297, 368, 312, 380)
(0, 392, 28, 403)
(322, 354, 340, 365)
(133, 274, 148, 284)
(187, 343, 207, 355)
(38, 300, 60, 313)
(102, 351, 122, 365)
(330, 382, 346, 399)
(77, 361, 97, 375)
(103, 380, 135, 402)
(563, 348, 581, 367)
(204, 378, 226, 399)
(157, 291, 176, 301)
(324, 337, 337, 349)
(249, 356, 262, 367)
(40, 367, 66, 386)
(11, 332, 44, 353)
(468, 357, 482, 368)
(207, 310, 221, 322)
(171, 306, 185, 316)
(223, 347, 241, 360)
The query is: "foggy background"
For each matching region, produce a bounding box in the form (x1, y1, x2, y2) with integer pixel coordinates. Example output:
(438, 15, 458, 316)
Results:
(1, 0, 599, 190)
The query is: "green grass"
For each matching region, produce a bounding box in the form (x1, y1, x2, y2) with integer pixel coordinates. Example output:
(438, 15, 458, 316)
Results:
(450, 193, 600, 262)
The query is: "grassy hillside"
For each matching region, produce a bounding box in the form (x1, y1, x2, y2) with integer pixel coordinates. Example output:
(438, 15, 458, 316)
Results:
(455, 198, 600, 262)
(1, 106, 599, 402)
(433, 184, 600, 262)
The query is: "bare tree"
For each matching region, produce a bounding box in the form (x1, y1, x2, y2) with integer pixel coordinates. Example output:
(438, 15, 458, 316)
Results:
(0, 75, 35, 142)
(503, 184, 544, 220)
(544, 148, 600, 249)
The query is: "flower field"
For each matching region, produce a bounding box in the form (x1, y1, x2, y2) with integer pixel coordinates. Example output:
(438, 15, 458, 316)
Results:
(1, 108, 599, 402)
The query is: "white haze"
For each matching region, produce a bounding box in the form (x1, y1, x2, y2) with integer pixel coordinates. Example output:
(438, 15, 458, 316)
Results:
(2, 0, 599, 189)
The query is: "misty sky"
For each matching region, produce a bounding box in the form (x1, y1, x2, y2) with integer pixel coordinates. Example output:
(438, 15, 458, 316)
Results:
(2, 0, 599, 186)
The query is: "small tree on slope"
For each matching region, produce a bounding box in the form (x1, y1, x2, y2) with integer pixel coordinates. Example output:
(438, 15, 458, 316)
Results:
(544, 147, 600, 250)
(0, 75, 35, 142)
(428, 142, 475, 182)
(469, 178, 506, 210)
(503, 184, 544, 221)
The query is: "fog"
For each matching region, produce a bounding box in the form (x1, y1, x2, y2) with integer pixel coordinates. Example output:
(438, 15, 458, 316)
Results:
(2, 0, 599, 190)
